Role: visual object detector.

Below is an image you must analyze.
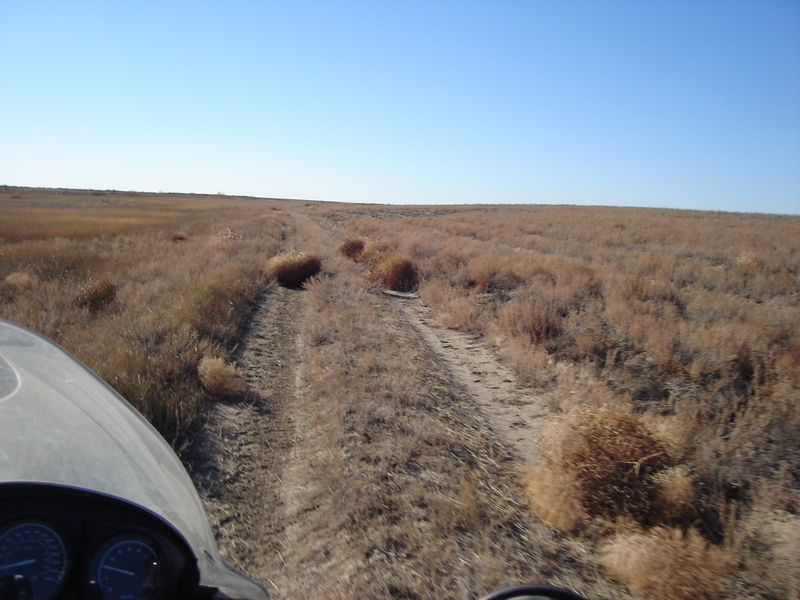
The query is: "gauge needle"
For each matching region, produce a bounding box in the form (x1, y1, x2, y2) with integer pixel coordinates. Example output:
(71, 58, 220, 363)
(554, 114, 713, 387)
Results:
(102, 565, 136, 576)
(1, 559, 36, 569)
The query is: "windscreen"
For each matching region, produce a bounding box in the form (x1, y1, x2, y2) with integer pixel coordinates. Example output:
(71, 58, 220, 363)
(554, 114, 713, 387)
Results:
(0, 319, 265, 597)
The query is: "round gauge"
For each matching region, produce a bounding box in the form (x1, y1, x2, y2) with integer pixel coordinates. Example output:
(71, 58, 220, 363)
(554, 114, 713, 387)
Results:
(91, 533, 167, 600)
(0, 520, 68, 600)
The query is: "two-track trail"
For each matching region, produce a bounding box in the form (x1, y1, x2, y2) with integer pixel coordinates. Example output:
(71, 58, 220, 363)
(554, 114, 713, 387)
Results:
(185, 213, 624, 600)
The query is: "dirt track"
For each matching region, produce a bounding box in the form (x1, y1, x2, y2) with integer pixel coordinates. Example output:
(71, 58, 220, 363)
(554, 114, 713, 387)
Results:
(186, 217, 621, 600)
(392, 296, 550, 465)
(185, 285, 301, 594)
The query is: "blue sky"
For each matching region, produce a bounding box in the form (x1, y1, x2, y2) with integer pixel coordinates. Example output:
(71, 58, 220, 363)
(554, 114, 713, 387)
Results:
(1, 1, 799, 214)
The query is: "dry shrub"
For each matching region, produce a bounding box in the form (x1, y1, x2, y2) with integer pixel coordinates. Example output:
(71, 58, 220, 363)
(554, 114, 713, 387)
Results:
(599, 527, 732, 600)
(498, 292, 569, 343)
(170, 231, 188, 242)
(4, 272, 37, 289)
(372, 255, 419, 292)
(356, 240, 389, 266)
(521, 462, 584, 533)
(73, 278, 118, 313)
(339, 238, 365, 260)
(266, 252, 322, 288)
(540, 405, 674, 524)
(197, 356, 247, 396)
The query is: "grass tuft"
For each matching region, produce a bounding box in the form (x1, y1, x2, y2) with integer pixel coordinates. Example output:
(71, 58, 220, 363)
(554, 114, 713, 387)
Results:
(339, 238, 365, 260)
(198, 356, 247, 396)
(599, 527, 732, 600)
(73, 278, 118, 313)
(266, 252, 322, 288)
(537, 405, 674, 524)
(373, 255, 419, 292)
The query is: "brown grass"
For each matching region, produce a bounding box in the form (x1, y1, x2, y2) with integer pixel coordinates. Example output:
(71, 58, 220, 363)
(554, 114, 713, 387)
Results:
(282, 268, 616, 599)
(339, 238, 365, 260)
(532, 405, 675, 526)
(266, 252, 322, 288)
(308, 202, 800, 597)
(599, 527, 733, 600)
(197, 356, 247, 396)
(73, 277, 118, 313)
(0, 192, 289, 444)
(371, 255, 420, 292)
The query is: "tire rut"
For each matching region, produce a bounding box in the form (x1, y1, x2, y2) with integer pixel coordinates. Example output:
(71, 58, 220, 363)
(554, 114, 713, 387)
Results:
(391, 296, 549, 465)
(184, 285, 303, 594)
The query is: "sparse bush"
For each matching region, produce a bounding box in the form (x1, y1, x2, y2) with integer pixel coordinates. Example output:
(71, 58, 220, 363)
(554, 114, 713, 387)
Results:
(538, 405, 674, 524)
(73, 278, 118, 313)
(339, 238, 365, 260)
(372, 255, 419, 292)
(198, 356, 247, 396)
(266, 252, 322, 288)
(599, 527, 732, 600)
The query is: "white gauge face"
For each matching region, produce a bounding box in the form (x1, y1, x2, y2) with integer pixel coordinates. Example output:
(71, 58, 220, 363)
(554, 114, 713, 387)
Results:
(0, 520, 68, 600)
(93, 533, 167, 600)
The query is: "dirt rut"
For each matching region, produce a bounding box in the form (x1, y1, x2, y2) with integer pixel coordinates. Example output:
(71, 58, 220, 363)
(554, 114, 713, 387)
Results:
(391, 296, 549, 464)
(185, 285, 301, 593)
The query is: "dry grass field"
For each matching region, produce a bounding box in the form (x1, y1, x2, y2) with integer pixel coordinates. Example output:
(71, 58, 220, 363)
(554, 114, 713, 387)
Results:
(312, 202, 800, 599)
(0, 186, 292, 442)
(2, 186, 798, 599)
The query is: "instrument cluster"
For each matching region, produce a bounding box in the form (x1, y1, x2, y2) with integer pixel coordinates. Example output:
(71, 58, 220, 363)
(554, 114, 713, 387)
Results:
(0, 484, 198, 600)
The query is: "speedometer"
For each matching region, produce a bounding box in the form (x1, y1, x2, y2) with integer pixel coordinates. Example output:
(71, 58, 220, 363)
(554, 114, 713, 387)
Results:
(91, 533, 167, 600)
(0, 520, 68, 600)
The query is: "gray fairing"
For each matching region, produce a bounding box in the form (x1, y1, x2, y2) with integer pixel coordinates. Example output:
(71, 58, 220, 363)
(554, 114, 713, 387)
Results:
(0, 319, 268, 599)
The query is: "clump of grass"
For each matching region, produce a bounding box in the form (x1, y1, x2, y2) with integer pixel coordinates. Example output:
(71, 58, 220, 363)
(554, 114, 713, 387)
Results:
(198, 356, 247, 396)
(534, 405, 675, 525)
(339, 238, 365, 260)
(372, 255, 419, 292)
(73, 278, 118, 313)
(266, 252, 322, 288)
(598, 527, 732, 600)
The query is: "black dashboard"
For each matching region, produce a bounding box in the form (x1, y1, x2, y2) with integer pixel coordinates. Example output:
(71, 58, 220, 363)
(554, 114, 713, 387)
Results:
(0, 483, 204, 600)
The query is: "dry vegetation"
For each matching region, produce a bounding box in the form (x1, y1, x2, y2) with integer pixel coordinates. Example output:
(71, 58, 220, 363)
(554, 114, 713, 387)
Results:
(0, 187, 293, 444)
(313, 203, 800, 599)
(266, 252, 323, 288)
(284, 268, 613, 599)
(4, 186, 799, 598)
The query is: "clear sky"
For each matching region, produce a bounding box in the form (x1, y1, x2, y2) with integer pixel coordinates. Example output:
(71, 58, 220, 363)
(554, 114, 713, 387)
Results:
(1, 1, 799, 214)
